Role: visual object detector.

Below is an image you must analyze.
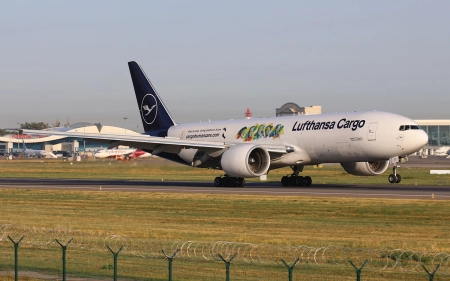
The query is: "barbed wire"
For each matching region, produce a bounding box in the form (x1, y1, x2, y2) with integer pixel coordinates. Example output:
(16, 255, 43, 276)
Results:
(1, 224, 449, 274)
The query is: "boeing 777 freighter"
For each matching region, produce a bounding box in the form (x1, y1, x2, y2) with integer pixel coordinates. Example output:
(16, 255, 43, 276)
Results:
(24, 61, 428, 187)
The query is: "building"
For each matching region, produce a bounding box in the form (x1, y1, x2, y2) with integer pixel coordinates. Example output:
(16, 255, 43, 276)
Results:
(0, 122, 139, 156)
(276, 103, 321, 116)
(415, 120, 450, 147)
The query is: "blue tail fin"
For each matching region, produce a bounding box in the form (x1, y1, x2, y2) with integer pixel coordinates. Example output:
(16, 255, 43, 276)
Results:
(128, 61, 175, 136)
(22, 139, 27, 151)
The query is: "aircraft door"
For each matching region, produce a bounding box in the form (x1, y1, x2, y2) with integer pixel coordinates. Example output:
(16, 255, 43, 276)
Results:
(368, 122, 378, 141)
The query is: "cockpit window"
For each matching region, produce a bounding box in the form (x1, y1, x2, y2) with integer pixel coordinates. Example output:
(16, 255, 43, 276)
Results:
(399, 125, 421, 131)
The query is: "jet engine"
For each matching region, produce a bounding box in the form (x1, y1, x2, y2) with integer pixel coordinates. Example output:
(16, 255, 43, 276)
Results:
(221, 144, 270, 178)
(341, 161, 389, 176)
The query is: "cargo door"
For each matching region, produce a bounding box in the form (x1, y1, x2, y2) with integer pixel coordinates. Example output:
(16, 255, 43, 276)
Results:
(368, 122, 378, 141)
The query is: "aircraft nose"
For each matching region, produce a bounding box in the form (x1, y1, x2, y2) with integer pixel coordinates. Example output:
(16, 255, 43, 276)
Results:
(416, 130, 428, 147)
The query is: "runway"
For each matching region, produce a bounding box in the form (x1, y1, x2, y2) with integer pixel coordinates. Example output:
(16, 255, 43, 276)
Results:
(0, 178, 449, 200)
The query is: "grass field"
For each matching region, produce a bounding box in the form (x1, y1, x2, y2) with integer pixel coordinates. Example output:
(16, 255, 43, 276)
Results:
(0, 158, 449, 185)
(0, 159, 450, 280)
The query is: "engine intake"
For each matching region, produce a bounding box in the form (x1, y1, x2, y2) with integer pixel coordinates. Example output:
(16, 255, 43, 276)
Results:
(221, 144, 270, 178)
(341, 161, 389, 176)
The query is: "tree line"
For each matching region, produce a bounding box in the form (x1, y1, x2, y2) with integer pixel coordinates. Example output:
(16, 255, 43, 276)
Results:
(0, 122, 50, 136)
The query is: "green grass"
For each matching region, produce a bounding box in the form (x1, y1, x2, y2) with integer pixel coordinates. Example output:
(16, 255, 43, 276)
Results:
(0, 158, 449, 185)
(1, 188, 450, 280)
(0, 159, 449, 280)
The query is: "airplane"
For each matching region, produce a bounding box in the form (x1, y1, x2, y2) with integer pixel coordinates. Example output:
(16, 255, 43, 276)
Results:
(434, 146, 450, 157)
(21, 139, 57, 158)
(23, 61, 428, 186)
(94, 147, 152, 160)
(94, 147, 137, 159)
(128, 149, 152, 159)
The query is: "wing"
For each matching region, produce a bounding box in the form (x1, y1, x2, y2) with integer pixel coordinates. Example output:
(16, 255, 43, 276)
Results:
(22, 129, 288, 156)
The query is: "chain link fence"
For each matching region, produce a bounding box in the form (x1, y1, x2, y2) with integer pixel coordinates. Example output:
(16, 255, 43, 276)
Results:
(1, 224, 449, 280)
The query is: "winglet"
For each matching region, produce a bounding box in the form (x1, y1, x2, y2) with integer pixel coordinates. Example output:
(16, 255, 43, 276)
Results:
(128, 61, 175, 136)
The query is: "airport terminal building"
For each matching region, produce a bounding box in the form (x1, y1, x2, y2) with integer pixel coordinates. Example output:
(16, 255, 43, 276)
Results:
(415, 120, 450, 147)
(0, 122, 139, 156)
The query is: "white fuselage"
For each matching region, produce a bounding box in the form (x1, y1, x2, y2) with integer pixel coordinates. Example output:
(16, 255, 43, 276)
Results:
(435, 146, 450, 156)
(94, 148, 137, 158)
(167, 111, 428, 166)
(23, 148, 56, 158)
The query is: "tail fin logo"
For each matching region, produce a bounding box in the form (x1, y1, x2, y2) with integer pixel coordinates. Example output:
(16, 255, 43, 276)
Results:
(141, 94, 158, 125)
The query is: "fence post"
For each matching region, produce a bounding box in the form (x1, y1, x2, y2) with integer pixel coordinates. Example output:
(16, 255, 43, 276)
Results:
(7, 236, 24, 281)
(106, 245, 124, 281)
(348, 260, 368, 281)
(281, 258, 300, 281)
(55, 238, 73, 281)
(162, 249, 179, 281)
(421, 264, 440, 281)
(217, 253, 237, 281)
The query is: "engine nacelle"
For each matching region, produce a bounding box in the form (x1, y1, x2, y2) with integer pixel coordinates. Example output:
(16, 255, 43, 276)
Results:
(341, 161, 389, 176)
(221, 144, 270, 178)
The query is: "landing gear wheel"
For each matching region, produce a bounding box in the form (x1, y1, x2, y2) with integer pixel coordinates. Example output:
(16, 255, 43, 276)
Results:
(295, 176, 304, 187)
(281, 176, 289, 186)
(303, 176, 312, 187)
(395, 174, 402, 183)
(388, 174, 396, 183)
(237, 178, 245, 187)
(289, 176, 297, 186)
(214, 177, 222, 187)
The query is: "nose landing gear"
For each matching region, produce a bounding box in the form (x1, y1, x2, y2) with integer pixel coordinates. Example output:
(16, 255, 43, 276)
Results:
(388, 164, 401, 183)
(281, 165, 312, 187)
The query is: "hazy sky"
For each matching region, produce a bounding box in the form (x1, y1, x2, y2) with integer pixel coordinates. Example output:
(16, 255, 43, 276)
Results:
(1, 1, 449, 131)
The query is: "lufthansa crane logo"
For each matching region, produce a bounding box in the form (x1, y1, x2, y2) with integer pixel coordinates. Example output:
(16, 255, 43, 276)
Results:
(141, 94, 158, 125)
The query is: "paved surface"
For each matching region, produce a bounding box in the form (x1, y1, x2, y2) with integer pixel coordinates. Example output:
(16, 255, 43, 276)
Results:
(1, 156, 448, 200)
(1, 178, 449, 200)
(402, 155, 450, 167)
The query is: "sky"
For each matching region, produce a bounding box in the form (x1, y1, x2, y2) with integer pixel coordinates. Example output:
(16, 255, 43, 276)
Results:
(1, 1, 449, 131)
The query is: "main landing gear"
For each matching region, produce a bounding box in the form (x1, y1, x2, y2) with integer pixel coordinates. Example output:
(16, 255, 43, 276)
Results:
(214, 176, 245, 187)
(281, 166, 312, 187)
(388, 163, 402, 184)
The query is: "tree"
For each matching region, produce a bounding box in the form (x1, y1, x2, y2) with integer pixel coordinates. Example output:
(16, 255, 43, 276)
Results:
(0, 128, 9, 136)
(53, 119, 61, 127)
(19, 122, 50, 130)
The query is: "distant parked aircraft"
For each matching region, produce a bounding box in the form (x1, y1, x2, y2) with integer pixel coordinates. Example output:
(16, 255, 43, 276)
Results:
(22, 139, 56, 158)
(129, 149, 152, 159)
(435, 146, 450, 157)
(94, 147, 137, 159)
(94, 148, 151, 160)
